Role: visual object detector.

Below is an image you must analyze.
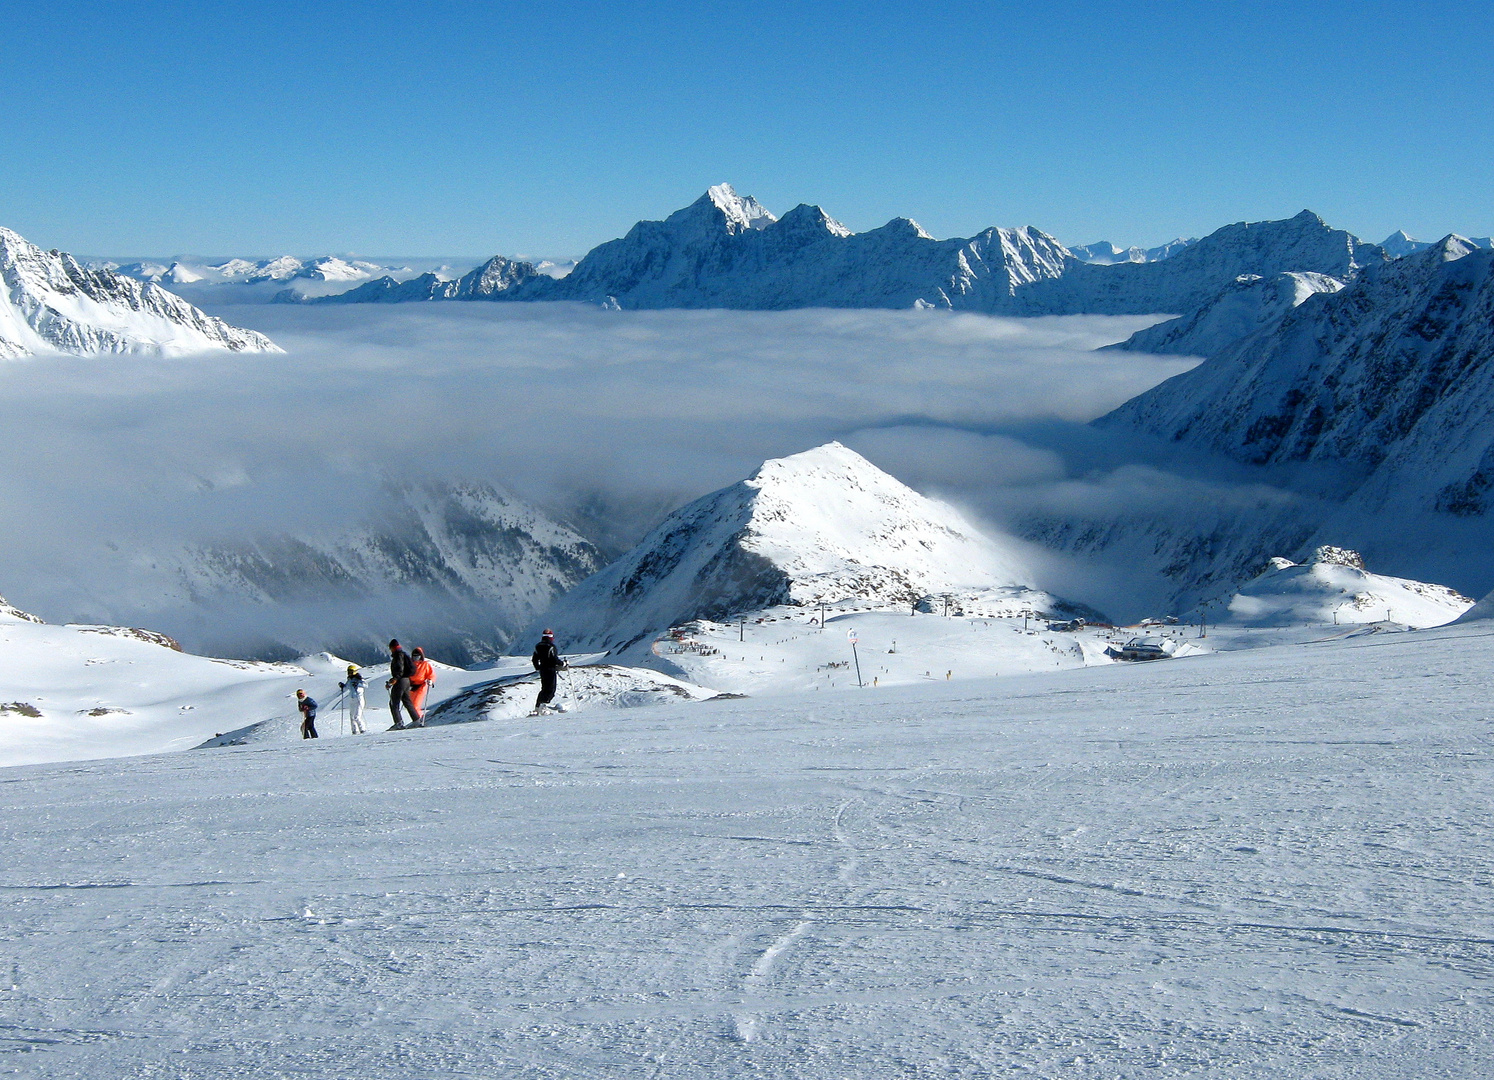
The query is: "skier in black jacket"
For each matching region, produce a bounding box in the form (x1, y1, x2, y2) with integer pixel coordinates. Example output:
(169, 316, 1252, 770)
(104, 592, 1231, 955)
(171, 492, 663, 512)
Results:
(386, 639, 420, 730)
(531, 629, 567, 713)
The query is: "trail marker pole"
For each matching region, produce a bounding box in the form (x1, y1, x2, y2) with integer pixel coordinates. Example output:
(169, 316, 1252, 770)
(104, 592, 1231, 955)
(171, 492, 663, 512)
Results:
(848, 628, 863, 688)
(740, 618, 745, 642)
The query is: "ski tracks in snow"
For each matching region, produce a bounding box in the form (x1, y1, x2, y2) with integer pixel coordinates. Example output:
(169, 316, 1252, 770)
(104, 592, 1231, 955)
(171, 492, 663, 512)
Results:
(728, 796, 868, 1043)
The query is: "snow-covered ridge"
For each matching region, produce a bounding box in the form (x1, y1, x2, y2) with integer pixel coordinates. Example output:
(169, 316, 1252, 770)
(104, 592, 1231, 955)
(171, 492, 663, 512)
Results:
(1380, 230, 1492, 259)
(0, 227, 281, 358)
(301, 254, 545, 305)
(1010, 210, 1384, 317)
(1109, 271, 1345, 357)
(536, 442, 1087, 655)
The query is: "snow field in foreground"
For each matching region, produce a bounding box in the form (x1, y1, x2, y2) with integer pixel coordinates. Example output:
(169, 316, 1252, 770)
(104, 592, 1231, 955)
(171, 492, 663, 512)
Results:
(3, 624, 1493, 1077)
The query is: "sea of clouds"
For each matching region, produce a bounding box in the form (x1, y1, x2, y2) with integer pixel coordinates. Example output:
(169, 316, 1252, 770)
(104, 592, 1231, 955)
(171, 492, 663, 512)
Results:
(0, 303, 1227, 643)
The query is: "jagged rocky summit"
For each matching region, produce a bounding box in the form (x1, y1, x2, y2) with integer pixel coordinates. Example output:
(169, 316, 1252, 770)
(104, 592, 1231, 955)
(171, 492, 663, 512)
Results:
(535, 441, 1091, 656)
(0, 227, 281, 358)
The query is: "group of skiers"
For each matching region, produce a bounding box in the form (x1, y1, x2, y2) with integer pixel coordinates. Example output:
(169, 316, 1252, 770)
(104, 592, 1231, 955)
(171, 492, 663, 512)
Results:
(293, 629, 566, 739)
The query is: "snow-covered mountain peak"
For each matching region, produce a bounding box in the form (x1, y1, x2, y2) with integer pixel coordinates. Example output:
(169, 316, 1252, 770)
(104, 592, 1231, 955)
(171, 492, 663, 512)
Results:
(1431, 234, 1480, 261)
(534, 441, 1073, 653)
(676, 183, 778, 235)
(871, 217, 935, 241)
(777, 203, 852, 238)
(0, 226, 281, 358)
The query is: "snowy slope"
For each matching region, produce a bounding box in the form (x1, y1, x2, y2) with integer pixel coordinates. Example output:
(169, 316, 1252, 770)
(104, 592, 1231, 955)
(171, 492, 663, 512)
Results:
(0, 227, 280, 357)
(1099, 237, 1494, 517)
(537, 442, 1084, 654)
(0, 598, 308, 767)
(1200, 546, 1472, 628)
(0, 597, 525, 767)
(174, 481, 603, 664)
(4, 621, 1494, 1075)
(1110, 271, 1344, 357)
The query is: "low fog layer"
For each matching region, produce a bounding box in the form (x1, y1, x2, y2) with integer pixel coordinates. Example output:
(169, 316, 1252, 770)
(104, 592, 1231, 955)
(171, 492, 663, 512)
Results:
(0, 304, 1200, 644)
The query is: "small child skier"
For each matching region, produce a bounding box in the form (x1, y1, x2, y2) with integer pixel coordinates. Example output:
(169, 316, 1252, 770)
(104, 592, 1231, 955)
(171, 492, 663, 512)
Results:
(296, 689, 319, 740)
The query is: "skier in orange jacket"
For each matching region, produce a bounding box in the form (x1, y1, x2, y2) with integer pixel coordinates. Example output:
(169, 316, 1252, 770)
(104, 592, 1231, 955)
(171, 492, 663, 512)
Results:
(409, 646, 436, 725)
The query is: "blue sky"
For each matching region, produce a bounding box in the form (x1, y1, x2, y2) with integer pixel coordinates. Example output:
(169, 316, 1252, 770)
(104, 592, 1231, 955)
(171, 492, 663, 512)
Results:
(4, 1, 1490, 257)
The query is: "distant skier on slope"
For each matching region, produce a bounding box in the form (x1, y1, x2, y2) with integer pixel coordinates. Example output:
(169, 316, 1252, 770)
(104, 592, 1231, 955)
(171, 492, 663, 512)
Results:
(386, 639, 420, 730)
(531, 629, 567, 714)
(296, 689, 318, 739)
(409, 647, 436, 725)
(339, 664, 366, 734)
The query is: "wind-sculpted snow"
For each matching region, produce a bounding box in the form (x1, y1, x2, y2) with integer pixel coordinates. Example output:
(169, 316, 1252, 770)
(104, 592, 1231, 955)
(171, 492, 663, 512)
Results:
(0, 227, 280, 357)
(4, 623, 1494, 1075)
(539, 442, 1079, 655)
(1100, 238, 1494, 519)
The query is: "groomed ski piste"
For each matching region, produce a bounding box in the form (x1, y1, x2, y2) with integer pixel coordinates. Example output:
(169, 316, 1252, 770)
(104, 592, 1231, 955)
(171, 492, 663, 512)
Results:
(3, 615, 1494, 1077)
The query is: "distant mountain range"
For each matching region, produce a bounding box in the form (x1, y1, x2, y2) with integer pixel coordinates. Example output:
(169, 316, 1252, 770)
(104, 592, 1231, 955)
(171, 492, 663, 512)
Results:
(0, 227, 279, 358)
(309, 185, 1395, 318)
